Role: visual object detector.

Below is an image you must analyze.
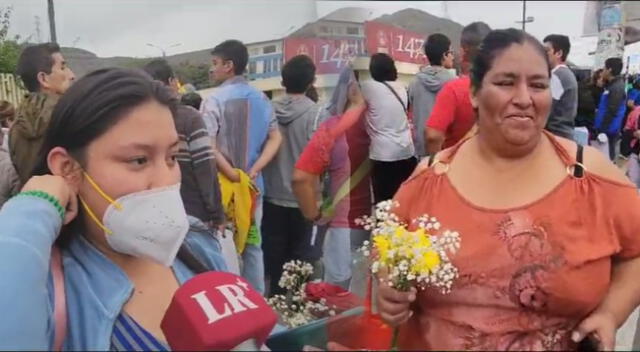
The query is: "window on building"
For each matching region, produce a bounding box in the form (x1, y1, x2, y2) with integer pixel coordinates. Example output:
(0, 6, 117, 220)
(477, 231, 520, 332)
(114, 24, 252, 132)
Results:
(249, 61, 257, 74)
(263, 45, 277, 54)
(273, 57, 281, 72)
(319, 25, 330, 34)
(264, 59, 272, 73)
(347, 27, 359, 35)
(249, 47, 260, 56)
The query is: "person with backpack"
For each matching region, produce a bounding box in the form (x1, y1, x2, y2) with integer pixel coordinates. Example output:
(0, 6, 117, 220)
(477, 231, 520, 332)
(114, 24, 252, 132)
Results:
(361, 53, 416, 203)
(594, 57, 627, 161)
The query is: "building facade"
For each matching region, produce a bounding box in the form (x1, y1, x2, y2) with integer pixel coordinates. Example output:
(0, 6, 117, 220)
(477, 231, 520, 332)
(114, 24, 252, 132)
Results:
(244, 17, 426, 102)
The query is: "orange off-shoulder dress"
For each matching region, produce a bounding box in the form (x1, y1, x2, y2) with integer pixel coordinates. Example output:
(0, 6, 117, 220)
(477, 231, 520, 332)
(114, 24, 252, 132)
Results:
(392, 134, 640, 351)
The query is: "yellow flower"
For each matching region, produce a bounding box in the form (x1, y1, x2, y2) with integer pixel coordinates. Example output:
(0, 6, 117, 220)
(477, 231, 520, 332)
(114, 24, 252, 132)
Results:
(373, 235, 391, 262)
(394, 227, 407, 236)
(413, 250, 441, 275)
(414, 229, 431, 248)
(423, 250, 441, 271)
(393, 227, 409, 242)
(401, 246, 414, 259)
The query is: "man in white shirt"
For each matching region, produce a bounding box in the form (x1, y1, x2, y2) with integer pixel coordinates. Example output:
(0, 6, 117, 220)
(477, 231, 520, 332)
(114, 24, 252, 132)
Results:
(361, 53, 416, 203)
(544, 34, 578, 140)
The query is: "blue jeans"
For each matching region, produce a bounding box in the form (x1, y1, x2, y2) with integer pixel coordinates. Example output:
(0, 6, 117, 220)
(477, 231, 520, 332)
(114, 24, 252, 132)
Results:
(241, 197, 265, 295)
(322, 227, 370, 289)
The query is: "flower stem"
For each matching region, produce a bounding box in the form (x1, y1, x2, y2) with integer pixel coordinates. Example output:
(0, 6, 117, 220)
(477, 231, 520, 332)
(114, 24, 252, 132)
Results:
(390, 327, 400, 351)
(390, 279, 409, 350)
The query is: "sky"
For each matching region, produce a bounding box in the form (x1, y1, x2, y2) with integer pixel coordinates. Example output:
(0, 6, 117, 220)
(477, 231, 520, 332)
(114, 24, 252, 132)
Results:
(4, 0, 588, 58)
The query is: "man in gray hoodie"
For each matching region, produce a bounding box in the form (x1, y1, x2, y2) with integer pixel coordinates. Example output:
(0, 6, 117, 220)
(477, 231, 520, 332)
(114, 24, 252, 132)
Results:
(408, 33, 456, 158)
(262, 55, 322, 296)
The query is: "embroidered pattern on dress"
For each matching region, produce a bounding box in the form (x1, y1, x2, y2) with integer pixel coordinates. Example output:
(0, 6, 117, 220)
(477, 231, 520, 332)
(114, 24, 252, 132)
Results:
(460, 211, 574, 350)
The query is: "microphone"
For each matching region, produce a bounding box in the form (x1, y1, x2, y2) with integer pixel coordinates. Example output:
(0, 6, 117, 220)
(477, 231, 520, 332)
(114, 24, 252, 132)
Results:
(161, 271, 278, 351)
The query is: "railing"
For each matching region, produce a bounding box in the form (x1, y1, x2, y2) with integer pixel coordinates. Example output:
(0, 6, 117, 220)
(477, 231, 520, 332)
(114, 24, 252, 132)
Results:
(0, 74, 27, 107)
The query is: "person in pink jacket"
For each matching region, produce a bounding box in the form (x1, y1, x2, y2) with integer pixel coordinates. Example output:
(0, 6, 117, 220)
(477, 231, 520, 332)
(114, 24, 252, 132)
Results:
(624, 105, 640, 187)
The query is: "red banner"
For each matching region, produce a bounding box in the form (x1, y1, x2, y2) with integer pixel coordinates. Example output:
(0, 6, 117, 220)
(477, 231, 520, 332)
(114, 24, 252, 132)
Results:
(364, 21, 428, 65)
(284, 37, 366, 74)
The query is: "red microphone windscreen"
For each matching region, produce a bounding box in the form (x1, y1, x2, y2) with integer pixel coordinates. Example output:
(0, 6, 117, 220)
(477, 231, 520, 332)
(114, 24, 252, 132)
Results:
(161, 271, 278, 351)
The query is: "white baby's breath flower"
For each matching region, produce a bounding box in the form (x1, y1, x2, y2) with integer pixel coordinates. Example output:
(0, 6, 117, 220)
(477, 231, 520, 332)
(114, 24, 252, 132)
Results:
(359, 202, 461, 296)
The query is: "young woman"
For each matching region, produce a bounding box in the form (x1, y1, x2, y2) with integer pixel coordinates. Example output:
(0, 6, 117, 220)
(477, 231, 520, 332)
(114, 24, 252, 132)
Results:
(0, 68, 226, 350)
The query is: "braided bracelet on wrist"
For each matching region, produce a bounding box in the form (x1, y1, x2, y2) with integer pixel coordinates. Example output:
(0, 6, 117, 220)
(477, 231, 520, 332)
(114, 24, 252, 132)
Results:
(16, 190, 66, 220)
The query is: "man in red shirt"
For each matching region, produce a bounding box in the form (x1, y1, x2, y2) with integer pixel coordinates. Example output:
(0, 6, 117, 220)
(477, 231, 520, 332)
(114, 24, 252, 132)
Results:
(425, 22, 491, 155)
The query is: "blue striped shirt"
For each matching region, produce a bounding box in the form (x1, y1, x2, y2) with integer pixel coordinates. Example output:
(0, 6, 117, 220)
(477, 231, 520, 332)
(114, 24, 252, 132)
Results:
(110, 312, 169, 351)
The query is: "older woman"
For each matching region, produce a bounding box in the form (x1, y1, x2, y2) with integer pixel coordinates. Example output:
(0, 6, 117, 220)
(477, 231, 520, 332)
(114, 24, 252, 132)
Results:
(377, 28, 640, 351)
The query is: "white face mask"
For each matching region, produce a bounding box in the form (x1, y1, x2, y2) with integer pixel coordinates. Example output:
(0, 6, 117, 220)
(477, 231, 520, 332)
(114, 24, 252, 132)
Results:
(80, 174, 189, 267)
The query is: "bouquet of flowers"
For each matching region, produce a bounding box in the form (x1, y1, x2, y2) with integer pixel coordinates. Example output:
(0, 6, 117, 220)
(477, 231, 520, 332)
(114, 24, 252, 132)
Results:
(268, 260, 336, 328)
(267, 259, 382, 350)
(357, 200, 462, 350)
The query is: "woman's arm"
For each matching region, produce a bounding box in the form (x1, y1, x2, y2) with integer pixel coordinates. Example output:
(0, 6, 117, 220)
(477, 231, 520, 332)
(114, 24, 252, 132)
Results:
(573, 147, 640, 350)
(573, 257, 640, 350)
(0, 175, 76, 349)
(0, 197, 60, 349)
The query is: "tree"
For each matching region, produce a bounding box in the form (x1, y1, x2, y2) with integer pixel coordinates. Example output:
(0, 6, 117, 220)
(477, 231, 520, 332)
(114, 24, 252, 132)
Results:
(0, 6, 25, 74)
(120, 57, 152, 69)
(174, 61, 211, 90)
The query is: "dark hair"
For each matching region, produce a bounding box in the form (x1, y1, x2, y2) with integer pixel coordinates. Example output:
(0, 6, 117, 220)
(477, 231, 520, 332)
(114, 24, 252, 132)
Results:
(143, 58, 174, 85)
(210, 40, 248, 75)
(590, 68, 604, 86)
(305, 85, 319, 102)
(605, 57, 623, 76)
(471, 28, 550, 91)
(543, 34, 571, 62)
(33, 68, 178, 175)
(369, 53, 397, 82)
(424, 33, 451, 66)
(461, 22, 492, 63)
(32, 68, 178, 246)
(16, 43, 61, 92)
(281, 55, 316, 94)
(181, 92, 203, 110)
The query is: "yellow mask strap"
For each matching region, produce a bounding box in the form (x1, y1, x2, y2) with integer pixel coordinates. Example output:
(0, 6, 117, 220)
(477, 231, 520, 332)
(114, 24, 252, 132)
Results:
(82, 172, 123, 210)
(79, 196, 113, 235)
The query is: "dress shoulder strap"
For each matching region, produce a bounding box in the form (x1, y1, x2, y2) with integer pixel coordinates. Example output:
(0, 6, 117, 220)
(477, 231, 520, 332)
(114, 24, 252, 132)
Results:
(51, 246, 67, 351)
(428, 154, 436, 167)
(574, 144, 585, 178)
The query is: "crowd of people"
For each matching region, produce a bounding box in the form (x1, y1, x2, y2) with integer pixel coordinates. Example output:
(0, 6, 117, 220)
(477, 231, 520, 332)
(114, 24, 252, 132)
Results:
(1, 18, 640, 351)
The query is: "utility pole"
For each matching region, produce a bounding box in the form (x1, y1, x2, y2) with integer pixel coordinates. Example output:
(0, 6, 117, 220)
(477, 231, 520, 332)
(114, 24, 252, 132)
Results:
(47, 0, 57, 43)
(441, 1, 451, 20)
(515, 0, 534, 32)
(146, 43, 182, 57)
(521, 0, 527, 31)
(34, 15, 42, 43)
